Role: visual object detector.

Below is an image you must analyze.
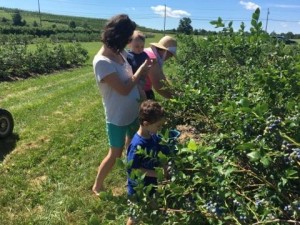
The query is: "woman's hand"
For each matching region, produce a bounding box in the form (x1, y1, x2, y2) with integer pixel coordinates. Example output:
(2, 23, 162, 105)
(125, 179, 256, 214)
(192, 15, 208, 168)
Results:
(138, 58, 156, 76)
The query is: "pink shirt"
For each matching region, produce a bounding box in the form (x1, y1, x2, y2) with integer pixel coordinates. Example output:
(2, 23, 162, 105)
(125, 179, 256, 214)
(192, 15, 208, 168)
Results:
(144, 48, 156, 91)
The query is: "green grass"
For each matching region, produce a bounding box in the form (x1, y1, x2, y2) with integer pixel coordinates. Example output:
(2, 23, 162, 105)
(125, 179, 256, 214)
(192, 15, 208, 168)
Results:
(0, 66, 122, 224)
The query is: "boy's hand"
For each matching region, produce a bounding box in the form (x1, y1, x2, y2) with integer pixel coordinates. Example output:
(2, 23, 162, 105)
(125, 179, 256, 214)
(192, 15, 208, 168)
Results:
(163, 165, 170, 180)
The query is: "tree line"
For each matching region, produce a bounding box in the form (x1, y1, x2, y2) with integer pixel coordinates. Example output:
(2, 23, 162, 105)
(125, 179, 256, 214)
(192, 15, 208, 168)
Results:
(173, 17, 300, 39)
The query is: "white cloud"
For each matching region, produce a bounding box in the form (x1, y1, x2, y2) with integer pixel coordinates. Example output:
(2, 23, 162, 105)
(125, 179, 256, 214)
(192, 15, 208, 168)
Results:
(239, 1, 260, 10)
(151, 5, 191, 18)
(280, 22, 288, 28)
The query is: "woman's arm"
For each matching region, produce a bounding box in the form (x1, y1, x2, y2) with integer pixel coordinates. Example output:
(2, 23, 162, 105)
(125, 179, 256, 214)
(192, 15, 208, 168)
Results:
(103, 58, 153, 96)
(148, 64, 173, 99)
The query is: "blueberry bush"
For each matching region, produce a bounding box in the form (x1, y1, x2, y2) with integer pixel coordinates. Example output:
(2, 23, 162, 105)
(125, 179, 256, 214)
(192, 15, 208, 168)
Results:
(103, 9, 300, 224)
(0, 37, 89, 81)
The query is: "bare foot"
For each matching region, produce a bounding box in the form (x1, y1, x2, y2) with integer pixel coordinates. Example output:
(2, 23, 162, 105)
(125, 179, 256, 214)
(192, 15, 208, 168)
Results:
(92, 185, 105, 196)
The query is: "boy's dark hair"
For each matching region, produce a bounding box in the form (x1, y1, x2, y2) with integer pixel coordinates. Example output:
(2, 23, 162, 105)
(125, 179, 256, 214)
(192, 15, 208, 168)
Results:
(101, 14, 136, 53)
(139, 100, 165, 125)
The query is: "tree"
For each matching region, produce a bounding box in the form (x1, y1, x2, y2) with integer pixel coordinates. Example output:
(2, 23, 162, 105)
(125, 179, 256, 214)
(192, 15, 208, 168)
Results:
(82, 21, 90, 29)
(285, 31, 294, 39)
(33, 20, 38, 27)
(177, 17, 193, 35)
(12, 10, 24, 26)
(270, 31, 277, 37)
(1, 17, 9, 23)
(69, 20, 76, 29)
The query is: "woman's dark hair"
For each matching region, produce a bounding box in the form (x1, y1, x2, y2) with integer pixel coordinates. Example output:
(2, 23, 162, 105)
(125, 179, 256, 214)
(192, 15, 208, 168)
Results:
(139, 100, 165, 125)
(101, 14, 136, 53)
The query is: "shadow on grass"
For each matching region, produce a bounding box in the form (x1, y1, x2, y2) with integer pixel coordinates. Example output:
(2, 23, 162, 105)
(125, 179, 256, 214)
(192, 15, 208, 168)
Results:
(0, 133, 20, 161)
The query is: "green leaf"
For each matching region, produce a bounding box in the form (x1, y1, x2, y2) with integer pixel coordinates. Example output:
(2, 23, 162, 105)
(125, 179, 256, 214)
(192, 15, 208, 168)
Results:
(247, 151, 261, 161)
(171, 186, 185, 194)
(188, 155, 194, 161)
(158, 151, 167, 164)
(155, 167, 164, 181)
(251, 19, 257, 27)
(224, 167, 236, 177)
(260, 156, 270, 167)
(214, 150, 224, 157)
(236, 143, 256, 150)
(237, 98, 250, 107)
(253, 103, 268, 116)
(257, 21, 262, 28)
(240, 107, 252, 113)
(210, 17, 224, 28)
(285, 169, 298, 179)
(188, 139, 198, 151)
(217, 165, 224, 174)
(281, 177, 288, 186)
(252, 8, 260, 20)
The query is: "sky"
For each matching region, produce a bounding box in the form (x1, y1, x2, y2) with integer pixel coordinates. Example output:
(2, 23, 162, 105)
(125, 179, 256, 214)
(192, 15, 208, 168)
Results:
(1, 0, 300, 34)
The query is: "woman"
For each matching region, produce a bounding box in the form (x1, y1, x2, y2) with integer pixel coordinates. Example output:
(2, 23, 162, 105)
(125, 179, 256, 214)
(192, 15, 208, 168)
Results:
(144, 35, 177, 99)
(92, 14, 153, 195)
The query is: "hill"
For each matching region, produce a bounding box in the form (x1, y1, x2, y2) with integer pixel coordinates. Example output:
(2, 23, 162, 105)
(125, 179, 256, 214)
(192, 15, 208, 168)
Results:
(0, 7, 160, 33)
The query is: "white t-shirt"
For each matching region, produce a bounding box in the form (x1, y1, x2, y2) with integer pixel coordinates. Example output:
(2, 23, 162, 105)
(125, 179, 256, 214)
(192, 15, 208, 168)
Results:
(93, 52, 140, 126)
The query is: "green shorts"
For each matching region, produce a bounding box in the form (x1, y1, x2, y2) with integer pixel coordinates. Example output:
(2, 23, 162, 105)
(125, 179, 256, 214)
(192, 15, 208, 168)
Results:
(106, 118, 139, 148)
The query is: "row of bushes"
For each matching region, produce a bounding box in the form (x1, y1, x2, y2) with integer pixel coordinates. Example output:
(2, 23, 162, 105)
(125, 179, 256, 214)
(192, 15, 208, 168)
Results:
(0, 25, 99, 36)
(0, 33, 100, 44)
(49, 32, 100, 42)
(0, 39, 89, 81)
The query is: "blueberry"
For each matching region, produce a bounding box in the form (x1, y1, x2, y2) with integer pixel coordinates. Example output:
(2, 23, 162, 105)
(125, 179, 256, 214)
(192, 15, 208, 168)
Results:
(274, 119, 281, 125)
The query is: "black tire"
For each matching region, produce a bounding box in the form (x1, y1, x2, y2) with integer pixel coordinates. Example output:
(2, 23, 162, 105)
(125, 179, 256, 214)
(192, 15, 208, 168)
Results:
(0, 109, 14, 138)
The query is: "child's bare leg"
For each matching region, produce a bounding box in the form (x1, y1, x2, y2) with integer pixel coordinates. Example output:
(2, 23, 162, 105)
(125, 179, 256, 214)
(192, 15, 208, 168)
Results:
(125, 135, 132, 149)
(122, 135, 132, 158)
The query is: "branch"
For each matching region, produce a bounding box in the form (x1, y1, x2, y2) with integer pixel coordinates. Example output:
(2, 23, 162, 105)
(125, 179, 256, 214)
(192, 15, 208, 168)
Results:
(230, 162, 291, 202)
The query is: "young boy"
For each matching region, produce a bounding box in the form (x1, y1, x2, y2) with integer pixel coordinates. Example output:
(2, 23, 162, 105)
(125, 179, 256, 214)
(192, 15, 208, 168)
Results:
(127, 30, 149, 74)
(126, 100, 169, 225)
(127, 30, 149, 100)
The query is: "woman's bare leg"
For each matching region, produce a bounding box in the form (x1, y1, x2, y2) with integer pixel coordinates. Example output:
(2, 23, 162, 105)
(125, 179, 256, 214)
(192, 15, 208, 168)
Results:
(92, 146, 123, 195)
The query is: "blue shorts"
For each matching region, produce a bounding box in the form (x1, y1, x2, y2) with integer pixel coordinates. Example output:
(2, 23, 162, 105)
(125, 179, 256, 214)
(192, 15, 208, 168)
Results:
(106, 118, 139, 148)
